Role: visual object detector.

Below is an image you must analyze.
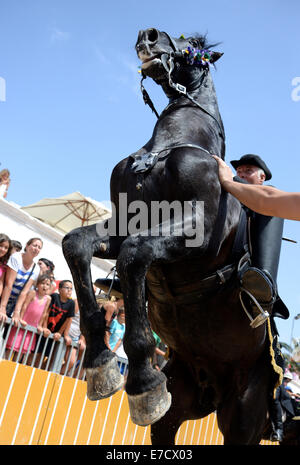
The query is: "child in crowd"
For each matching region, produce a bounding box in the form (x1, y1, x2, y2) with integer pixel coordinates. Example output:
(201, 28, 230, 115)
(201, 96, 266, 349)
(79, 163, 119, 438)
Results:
(107, 307, 125, 353)
(0, 233, 12, 298)
(36, 280, 75, 368)
(151, 330, 167, 371)
(99, 296, 124, 329)
(106, 307, 126, 375)
(38, 258, 55, 275)
(5, 274, 51, 362)
(11, 240, 22, 253)
(38, 258, 56, 293)
(0, 169, 10, 198)
(61, 299, 86, 377)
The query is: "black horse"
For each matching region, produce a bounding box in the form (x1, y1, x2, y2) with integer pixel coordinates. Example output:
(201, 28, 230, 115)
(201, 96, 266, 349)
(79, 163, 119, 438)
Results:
(62, 28, 281, 444)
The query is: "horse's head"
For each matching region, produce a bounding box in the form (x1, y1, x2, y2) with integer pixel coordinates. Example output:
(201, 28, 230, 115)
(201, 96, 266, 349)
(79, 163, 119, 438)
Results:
(136, 28, 223, 95)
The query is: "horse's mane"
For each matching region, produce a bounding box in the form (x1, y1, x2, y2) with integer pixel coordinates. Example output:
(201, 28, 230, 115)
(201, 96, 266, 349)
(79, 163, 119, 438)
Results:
(188, 33, 221, 51)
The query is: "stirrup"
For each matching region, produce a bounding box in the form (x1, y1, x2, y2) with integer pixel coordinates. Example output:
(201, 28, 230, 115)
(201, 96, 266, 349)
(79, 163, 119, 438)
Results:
(240, 267, 276, 305)
(239, 288, 270, 328)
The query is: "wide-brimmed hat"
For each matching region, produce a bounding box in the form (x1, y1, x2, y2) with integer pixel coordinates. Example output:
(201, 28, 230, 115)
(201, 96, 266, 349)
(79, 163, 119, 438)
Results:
(94, 277, 123, 299)
(283, 372, 293, 380)
(230, 154, 272, 180)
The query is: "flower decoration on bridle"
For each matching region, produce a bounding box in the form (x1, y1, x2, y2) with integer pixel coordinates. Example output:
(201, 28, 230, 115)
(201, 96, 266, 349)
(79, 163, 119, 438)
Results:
(183, 47, 212, 67)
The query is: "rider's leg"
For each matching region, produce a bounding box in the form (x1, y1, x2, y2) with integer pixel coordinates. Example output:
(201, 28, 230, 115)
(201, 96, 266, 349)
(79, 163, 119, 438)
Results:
(233, 176, 284, 310)
(240, 213, 284, 308)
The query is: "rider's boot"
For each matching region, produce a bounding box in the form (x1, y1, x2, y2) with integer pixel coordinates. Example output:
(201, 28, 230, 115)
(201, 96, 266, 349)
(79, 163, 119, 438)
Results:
(269, 392, 284, 442)
(270, 425, 283, 442)
(239, 213, 284, 328)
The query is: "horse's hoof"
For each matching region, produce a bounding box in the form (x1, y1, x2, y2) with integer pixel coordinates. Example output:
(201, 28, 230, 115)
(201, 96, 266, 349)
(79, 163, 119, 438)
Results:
(127, 380, 172, 426)
(86, 356, 124, 400)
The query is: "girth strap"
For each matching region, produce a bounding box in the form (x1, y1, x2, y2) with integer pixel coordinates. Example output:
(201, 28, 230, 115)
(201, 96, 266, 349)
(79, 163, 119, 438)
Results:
(147, 259, 241, 307)
(131, 143, 212, 174)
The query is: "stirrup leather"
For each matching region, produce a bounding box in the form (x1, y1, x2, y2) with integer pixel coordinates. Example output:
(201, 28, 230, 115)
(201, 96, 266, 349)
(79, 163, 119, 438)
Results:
(239, 288, 270, 328)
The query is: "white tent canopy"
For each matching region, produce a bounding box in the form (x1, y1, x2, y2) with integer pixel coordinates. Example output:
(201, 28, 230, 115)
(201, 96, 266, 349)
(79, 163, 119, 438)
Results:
(0, 197, 114, 287)
(21, 191, 111, 234)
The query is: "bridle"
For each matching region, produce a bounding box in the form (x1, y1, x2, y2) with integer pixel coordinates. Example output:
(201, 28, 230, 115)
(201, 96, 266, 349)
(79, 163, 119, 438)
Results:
(139, 31, 225, 140)
(133, 32, 226, 174)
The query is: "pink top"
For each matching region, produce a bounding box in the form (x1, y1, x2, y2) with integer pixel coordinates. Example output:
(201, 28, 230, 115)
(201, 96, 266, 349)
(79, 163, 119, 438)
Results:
(23, 294, 48, 327)
(6, 293, 49, 353)
(0, 263, 6, 278)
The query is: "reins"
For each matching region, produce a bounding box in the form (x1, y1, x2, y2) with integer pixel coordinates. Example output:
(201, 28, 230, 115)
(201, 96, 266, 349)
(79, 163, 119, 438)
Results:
(140, 76, 160, 119)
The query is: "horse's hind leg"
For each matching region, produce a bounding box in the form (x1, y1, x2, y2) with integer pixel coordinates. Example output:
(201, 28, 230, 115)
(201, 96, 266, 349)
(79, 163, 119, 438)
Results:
(63, 224, 124, 400)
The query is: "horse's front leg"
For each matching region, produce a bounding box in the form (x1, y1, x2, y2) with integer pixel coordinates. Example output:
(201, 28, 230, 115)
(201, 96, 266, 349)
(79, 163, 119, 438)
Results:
(116, 234, 190, 426)
(62, 223, 124, 400)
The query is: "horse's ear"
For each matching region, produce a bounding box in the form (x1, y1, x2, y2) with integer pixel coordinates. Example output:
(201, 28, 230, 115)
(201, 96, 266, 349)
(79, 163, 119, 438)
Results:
(210, 52, 223, 63)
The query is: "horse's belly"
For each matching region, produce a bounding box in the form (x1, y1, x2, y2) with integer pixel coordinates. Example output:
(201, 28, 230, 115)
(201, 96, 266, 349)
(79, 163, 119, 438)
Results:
(146, 270, 265, 364)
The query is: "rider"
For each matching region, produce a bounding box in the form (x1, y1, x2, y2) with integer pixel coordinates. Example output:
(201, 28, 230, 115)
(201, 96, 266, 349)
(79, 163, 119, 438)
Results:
(231, 154, 288, 442)
(231, 154, 288, 324)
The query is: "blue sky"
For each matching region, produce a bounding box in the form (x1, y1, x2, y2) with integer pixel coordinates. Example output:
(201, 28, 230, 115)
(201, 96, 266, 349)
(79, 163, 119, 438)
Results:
(0, 0, 300, 344)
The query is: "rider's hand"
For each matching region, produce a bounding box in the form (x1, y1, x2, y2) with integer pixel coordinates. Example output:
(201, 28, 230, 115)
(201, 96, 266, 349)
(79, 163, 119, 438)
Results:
(212, 155, 234, 186)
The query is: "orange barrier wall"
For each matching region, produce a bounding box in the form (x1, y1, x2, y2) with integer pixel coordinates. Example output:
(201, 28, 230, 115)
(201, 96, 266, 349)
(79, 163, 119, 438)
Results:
(0, 360, 275, 445)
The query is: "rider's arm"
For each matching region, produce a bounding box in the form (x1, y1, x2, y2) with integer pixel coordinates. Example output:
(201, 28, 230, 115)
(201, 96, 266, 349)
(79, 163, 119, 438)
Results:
(213, 156, 300, 221)
(223, 182, 300, 220)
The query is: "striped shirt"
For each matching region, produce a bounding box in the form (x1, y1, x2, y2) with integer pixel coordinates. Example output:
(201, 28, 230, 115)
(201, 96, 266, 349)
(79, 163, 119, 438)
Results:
(7, 253, 40, 299)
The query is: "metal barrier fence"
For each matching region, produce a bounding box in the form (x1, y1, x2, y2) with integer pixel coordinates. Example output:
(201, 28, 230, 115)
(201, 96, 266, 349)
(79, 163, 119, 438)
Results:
(0, 318, 128, 379)
(0, 319, 277, 445)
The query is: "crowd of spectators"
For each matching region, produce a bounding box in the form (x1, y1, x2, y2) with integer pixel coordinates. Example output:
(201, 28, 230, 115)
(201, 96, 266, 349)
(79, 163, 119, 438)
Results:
(0, 233, 80, 371)
(0, 230, 160, 377)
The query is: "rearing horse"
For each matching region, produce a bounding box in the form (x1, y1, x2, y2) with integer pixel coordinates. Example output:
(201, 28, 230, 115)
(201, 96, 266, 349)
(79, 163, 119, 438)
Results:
(63, 28, 280, 444)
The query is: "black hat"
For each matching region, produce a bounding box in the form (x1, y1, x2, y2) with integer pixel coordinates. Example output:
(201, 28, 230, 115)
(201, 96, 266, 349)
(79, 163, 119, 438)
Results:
(230, 154, 272, 181)
(94, 278, 123, 299)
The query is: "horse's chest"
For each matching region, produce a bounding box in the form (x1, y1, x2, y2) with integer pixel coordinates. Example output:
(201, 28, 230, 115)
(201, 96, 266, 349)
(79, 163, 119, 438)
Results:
(122, 166, 170, 204)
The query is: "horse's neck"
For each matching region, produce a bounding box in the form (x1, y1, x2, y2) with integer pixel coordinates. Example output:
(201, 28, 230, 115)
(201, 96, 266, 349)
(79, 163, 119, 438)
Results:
(153, 72, 224, 149)
(185, 72, 224, 139)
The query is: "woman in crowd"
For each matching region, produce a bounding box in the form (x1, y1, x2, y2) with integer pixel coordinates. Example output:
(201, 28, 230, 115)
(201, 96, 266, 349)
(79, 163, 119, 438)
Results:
(0, 237, 42, 323)
(0, 233, 12, 297)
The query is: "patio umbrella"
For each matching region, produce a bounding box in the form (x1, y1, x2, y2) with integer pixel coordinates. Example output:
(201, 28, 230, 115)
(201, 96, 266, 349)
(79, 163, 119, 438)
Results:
(21, 191, 111, 234)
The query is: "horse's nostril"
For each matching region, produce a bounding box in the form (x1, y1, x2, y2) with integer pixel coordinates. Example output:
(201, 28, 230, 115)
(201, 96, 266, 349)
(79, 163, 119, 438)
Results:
(147, 28, 158, 43)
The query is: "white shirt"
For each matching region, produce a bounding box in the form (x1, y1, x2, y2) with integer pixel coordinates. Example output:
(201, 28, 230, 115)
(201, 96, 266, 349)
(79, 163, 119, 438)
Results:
(7, 252, 40, 298)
